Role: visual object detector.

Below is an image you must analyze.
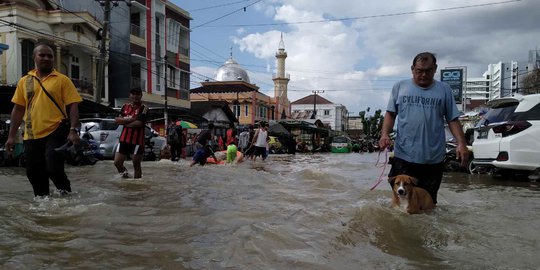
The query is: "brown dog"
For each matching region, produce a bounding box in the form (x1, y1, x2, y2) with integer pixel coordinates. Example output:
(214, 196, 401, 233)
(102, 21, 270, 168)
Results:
(390, 174, 434, 214)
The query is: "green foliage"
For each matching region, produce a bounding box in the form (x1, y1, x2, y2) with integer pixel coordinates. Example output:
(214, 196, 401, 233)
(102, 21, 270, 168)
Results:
(359, 108, 385, 139)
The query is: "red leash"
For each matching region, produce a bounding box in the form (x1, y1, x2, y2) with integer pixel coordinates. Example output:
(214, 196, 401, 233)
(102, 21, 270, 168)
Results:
(370, 149, 389, 191)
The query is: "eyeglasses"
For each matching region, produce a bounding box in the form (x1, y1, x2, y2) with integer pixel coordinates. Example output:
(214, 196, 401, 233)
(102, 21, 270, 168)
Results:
(413, 68, 435, 75)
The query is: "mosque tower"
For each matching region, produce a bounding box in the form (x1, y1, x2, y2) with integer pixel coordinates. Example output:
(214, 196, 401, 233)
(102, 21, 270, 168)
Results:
(272, 33, 290, 120)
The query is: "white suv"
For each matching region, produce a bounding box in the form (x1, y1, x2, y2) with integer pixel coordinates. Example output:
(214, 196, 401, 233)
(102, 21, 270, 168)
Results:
(472, 94, 540, 175)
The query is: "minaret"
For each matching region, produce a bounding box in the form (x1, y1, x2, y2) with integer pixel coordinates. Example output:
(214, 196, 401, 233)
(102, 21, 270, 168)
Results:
(273, 33, 290, 120)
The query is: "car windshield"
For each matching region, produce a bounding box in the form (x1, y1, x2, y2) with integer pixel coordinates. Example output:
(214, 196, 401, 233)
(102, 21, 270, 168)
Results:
(81, 120, 119, 131)
(476, 105, 517, 127)
(332, 137, 349, 143)
(101, 121, 119, 130)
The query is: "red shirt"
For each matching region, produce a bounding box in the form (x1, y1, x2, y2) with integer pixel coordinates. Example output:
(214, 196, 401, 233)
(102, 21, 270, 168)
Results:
(119, 103, 148, 146)
(226, 128, 236, 145)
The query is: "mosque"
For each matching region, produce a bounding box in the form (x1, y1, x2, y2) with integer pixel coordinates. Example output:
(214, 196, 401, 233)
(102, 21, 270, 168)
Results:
(190, 35, 291, 126)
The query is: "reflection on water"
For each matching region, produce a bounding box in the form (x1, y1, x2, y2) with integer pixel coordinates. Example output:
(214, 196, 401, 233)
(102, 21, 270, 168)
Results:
(0, 153, 539, 269)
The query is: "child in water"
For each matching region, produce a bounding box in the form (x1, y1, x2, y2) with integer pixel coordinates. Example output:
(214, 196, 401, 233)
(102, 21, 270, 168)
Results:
(190, 145, 218, 167)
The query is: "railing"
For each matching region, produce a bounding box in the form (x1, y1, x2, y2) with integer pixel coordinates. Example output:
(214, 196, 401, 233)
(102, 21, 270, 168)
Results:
(72, 79, 94, 96)
(131, 77, 146, 91)
(130, 24, 145, 38)
(179, 47, 189, 56)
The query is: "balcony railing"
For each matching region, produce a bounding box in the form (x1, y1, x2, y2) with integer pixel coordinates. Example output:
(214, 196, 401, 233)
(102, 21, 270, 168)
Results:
(131, 77, 146, 91)
(130, 24, 145, 38)
(72, 79, 94, 96)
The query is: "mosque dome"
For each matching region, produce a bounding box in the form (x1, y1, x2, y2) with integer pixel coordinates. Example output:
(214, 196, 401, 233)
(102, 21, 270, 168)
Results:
(214, 58, 251, 83)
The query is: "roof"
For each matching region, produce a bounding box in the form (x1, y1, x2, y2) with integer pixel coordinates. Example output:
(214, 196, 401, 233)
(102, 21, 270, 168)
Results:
(291, 94, 334, 105)
(289, 111, 314, 120)
(215, 57, 251, 83)
(190, 100, 238, 123)
(190, 81, 259, 94)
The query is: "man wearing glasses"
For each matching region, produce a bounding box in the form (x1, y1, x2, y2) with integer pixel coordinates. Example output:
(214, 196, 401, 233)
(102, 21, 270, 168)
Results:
(379, 52, 468, 206)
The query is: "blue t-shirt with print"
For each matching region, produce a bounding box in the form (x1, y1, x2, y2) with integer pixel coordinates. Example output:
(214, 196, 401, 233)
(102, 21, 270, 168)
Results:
(386, 79, 461, 164)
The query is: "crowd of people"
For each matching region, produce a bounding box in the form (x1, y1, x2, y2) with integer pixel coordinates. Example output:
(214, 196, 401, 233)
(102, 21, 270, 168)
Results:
(5, 44, 468, 212)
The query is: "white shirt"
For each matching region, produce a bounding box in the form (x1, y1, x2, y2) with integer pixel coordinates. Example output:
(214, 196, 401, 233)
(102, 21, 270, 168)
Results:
(254, 128, 268, 147)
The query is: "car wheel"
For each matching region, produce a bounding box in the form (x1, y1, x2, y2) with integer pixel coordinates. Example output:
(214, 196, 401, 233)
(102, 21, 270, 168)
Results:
(467, 158, 478, 174)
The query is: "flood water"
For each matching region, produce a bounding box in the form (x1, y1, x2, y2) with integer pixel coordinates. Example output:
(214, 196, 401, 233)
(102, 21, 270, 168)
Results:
(0, 152, 539, 269)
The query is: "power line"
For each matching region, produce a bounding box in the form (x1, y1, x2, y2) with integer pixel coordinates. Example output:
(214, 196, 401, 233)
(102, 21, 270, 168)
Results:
(192, 0, 264, 29)
(188, 0, 253, 12)
(198, 0, 522, 28)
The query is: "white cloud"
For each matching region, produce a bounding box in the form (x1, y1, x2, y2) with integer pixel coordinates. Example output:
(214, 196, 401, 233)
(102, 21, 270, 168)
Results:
(187, 0, 540, 114)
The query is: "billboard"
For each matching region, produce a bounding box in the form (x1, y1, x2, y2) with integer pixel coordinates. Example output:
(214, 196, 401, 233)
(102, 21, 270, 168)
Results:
(440, 69, 463, 103)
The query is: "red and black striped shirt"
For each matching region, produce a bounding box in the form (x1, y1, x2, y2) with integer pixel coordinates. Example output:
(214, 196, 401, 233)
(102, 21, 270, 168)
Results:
(119, 103, 148, 146)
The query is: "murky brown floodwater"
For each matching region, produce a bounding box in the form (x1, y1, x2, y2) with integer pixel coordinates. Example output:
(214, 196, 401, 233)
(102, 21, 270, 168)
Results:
(1, 152, 539, 269)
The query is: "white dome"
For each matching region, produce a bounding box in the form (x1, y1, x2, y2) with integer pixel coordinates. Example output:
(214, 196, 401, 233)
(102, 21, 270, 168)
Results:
(214, 58, 250, 83)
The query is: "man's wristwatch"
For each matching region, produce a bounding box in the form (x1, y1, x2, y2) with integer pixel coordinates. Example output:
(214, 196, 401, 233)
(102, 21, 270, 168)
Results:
(70, 127, 80, 133)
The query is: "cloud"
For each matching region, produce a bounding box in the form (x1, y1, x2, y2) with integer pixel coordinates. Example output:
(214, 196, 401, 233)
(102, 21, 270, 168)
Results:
(190, 0, 540, 114)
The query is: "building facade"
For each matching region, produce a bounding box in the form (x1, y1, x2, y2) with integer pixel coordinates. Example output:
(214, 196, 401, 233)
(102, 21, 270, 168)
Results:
(190, 36, 291, 126)
(290, 94, 348, 131)
(0, 0, 101, 102)
(62, 0, 191, 112)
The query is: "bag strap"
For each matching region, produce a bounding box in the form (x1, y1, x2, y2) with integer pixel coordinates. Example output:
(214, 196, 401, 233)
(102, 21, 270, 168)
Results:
(31, 75, 67, 119)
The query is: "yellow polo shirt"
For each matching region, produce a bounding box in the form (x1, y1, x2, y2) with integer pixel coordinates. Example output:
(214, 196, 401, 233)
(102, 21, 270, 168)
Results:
(11, 69, 82, 140)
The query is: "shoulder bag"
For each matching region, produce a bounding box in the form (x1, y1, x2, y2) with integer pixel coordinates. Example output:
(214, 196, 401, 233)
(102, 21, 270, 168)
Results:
(31, 76, 71, 136)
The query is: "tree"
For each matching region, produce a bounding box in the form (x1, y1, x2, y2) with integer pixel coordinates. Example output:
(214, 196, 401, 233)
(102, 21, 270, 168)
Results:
(521, 68, 540, 95)
(359, 108, 385, 139)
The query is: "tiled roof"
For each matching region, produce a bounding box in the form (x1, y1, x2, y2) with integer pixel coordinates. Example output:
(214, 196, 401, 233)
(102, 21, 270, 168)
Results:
(190, 81, 258, 94)
(291, 94, 333, 105)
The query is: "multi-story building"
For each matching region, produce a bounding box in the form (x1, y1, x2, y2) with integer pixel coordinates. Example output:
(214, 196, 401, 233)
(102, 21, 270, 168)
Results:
(0, 0, 101, 99)
(464, 75, 490, 110)
(483, 60, 532, 100)
(62, 0, 191, 114)
(290, 94, 348, 131)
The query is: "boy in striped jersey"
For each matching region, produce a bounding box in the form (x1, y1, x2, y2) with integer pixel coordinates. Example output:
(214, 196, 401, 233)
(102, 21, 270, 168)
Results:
(114, 87, 148, 178)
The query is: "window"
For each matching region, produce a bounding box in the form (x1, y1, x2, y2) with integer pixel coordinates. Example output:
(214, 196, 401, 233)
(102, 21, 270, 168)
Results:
(324, 110, 330, 115)
(180, 71, 189, 90)
(245, 105, 249, 117)
(259, 106, 267, 118)
(169, 68, 176, 87)
(71, 57, 80, 80)
(73, 24, 84, 34)
(21, 40, 35, 75)
(233, 104, 240, 117)
(156, 63, 162, 91)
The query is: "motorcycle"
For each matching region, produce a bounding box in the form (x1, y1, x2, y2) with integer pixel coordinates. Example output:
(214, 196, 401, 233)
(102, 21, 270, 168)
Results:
(444, 142, 478, 174)
(55, 126, 102, 166)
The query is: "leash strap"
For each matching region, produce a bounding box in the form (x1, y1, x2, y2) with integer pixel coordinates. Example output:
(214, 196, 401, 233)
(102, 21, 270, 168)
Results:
(370, 149, 388, 191)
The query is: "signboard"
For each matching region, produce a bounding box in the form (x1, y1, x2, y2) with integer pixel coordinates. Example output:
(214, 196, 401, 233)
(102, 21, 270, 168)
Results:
(440, 68, 463, 103)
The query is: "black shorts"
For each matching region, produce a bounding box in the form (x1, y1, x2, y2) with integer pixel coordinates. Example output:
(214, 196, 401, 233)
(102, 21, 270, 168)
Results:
(117, 142, 144, 156)
(253, 146, 267, 159)
(388, 157, 444, 204)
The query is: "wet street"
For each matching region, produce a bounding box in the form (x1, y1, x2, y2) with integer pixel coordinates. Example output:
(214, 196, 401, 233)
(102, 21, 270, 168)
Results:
(0, 152, 539, 269)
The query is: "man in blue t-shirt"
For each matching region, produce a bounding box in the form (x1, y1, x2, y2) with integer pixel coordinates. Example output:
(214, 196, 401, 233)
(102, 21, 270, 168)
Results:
(379, 52, 469, 204)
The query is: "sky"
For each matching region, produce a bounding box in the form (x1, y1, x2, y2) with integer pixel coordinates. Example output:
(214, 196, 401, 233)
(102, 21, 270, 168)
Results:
(172, 0, 539, 116)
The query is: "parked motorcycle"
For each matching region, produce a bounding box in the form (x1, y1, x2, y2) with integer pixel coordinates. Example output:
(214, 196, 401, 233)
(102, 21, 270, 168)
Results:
(444, 142, 477, 174)
(55, 126, 102, 166)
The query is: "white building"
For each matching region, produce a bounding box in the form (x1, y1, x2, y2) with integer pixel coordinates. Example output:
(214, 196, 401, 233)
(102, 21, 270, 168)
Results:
(0, 0, 102, 101)
(290, 94, 348, 131)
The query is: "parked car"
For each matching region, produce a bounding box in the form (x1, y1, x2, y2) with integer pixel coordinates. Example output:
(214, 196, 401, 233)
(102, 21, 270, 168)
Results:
(331, 136, 352, 153)
(80, 118, 166, 160)
(472, 94, 540, 176)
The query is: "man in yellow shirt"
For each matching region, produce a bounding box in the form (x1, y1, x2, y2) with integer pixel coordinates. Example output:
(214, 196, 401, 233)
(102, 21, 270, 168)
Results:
(5, 44, 82, 197)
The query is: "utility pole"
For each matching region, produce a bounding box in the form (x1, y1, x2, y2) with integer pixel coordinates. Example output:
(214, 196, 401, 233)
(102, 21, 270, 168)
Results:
(164, 55, 168, 132)
(311, 90, 324, 119)
(96, 0, 110, 104)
